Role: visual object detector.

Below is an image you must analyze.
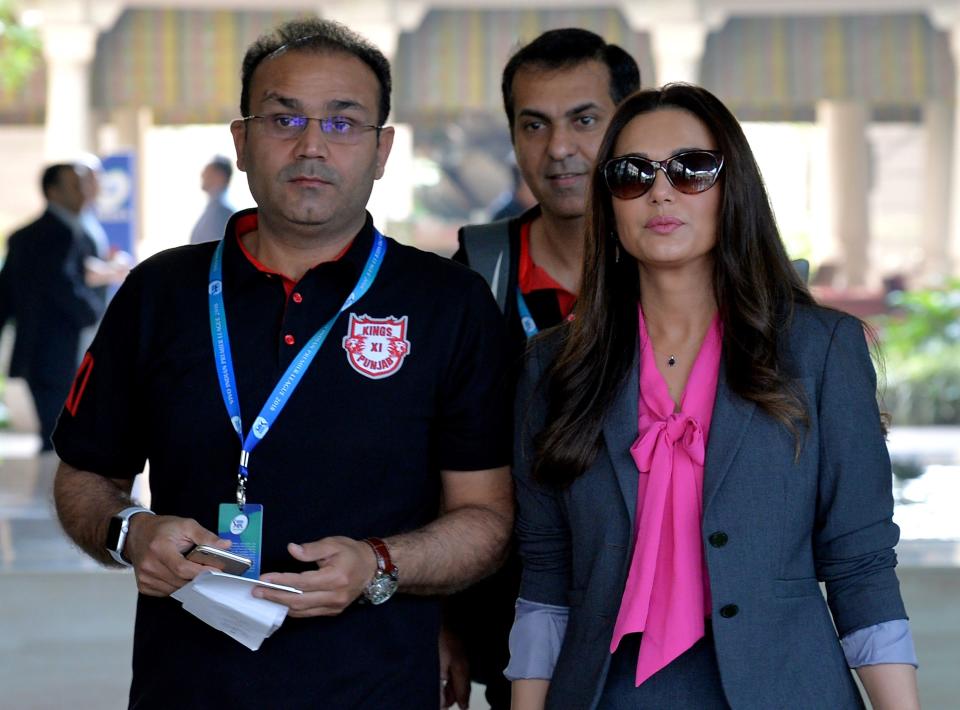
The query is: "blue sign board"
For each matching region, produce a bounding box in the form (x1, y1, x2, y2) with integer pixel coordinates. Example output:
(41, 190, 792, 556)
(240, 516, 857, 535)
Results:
(96, 152, 137, 257)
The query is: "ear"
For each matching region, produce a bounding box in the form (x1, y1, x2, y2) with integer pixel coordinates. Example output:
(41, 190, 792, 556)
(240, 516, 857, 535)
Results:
(230, 119, 248, 173)
(373, 126, 395, 181)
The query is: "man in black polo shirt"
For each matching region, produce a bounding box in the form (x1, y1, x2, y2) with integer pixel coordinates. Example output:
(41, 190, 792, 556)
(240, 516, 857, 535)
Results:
(447, 30, 640, 709)
(52, 19, 511, 709)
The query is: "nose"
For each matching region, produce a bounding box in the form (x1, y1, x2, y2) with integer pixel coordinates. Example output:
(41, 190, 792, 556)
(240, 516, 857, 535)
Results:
(546, 124, 575, 162)
(647, 167, 674, 203)
(295, 118, 330, 160)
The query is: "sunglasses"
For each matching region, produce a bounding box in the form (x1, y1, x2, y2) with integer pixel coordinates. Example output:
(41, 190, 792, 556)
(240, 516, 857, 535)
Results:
(602, 150, 724, 200)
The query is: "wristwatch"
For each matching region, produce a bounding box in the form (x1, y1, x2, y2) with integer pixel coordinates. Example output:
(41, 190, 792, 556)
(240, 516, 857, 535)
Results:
(361, 537, 399, 605)
(105, 506, 155, 566)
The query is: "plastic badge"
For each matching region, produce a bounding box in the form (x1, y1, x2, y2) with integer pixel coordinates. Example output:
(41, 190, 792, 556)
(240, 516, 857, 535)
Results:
(218, 503, 264, 578)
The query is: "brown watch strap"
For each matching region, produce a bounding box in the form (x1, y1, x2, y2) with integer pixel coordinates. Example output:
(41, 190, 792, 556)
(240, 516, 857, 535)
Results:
(362, 537, 397, 575)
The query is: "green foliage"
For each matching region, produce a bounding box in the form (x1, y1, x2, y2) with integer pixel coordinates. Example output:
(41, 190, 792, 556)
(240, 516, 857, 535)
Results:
(879, 279, 960, 425)
(0, 1, 40, 93)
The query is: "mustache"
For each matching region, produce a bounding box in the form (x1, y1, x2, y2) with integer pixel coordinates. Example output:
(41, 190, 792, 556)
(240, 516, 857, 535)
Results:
(279, 163, 339, 183)
(546, 159, 589, 176)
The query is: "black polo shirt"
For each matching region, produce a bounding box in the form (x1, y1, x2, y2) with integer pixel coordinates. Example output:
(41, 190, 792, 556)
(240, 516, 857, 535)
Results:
(53, 208, 510, 709)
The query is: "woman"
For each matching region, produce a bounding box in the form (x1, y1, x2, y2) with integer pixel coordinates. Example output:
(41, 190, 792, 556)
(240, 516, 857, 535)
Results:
(507, 84, 919, 709)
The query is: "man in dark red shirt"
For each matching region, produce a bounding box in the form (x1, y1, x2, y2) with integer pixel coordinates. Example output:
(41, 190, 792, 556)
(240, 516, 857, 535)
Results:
(450, 28, 640, 709)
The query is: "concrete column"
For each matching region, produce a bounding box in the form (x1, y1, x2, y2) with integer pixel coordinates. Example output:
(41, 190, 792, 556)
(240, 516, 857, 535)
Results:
(40, 21, 98, 160)
(103, 107, 153, 248)
(922, 100, 952, 283)
(319, 0, 427, 60)
(33, 0, 123, 161)
(648, 22, 709, 86)
(931, 7, 960, 277)
(947, 24, 960, 277)
(619, 0, 719, 87)
(815, 100, 871, 288)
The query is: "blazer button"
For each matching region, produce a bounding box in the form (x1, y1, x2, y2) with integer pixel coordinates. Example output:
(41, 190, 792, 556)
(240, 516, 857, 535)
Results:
(719, 604, 739, 618)
(708, 531, 728, 548)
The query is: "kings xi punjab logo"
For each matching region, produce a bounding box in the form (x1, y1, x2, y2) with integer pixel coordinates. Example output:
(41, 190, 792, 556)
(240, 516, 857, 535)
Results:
(342, 314, 411, 380)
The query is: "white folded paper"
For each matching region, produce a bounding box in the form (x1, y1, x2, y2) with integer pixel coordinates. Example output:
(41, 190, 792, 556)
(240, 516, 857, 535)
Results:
(172, 570, 292, 650)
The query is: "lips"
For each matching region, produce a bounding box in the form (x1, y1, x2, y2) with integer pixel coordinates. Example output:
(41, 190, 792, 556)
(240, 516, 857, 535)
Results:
(645, 215, 683, 234)
(546, 172, 586, 190)
(289, 176, 331, 186)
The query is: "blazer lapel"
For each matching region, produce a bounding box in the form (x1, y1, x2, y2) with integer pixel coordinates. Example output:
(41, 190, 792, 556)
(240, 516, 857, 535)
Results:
(703, 362, 756, 512)
(603, 346, 640, 526)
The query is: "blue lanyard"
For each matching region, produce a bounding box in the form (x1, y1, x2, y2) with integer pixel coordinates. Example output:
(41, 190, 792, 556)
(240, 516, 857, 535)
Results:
(516, 288, 539, 339)
(208, 230, 386, 505)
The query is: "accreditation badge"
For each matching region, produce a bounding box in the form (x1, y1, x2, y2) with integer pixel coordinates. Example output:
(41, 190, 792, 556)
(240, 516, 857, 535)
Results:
(217, 503, 263, 578)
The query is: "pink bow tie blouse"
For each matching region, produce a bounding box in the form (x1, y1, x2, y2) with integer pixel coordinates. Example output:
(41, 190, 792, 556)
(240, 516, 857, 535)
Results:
(609, 306, 722, 686)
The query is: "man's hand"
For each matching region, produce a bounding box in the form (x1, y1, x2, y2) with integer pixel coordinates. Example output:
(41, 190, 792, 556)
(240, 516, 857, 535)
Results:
(124, 514, 228, 597)
(439, 624, 471, 709)
(255, 537, 378, 617)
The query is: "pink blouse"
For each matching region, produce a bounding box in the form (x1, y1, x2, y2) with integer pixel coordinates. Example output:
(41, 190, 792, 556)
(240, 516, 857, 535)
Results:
(609, 305, 722, 686)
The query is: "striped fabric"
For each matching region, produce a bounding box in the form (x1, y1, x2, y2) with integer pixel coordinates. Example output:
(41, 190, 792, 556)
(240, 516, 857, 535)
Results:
(91, 8, 309, 125)
(393, 8, 655, 120)
(0, 10, 952, 125)
(701, 14, 953, 121)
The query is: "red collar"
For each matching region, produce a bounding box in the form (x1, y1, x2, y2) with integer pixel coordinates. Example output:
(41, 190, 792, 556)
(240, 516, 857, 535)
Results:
(517, 220, 576, 318)
(233, 212, 353, 297)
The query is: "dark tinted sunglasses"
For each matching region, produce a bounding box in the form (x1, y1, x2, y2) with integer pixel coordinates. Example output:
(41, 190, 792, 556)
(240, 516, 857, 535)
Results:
(602, 150, 724, 200)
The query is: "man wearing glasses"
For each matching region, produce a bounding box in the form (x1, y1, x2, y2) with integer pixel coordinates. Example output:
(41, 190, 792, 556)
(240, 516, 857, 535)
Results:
(446, 29, 640, 710)
(52, 18, 512, 708)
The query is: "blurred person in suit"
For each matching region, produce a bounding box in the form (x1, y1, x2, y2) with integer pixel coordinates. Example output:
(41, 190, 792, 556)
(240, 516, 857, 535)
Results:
(0, 163, 104, 451)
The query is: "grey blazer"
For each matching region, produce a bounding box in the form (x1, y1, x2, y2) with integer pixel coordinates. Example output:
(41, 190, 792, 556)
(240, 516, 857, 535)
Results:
(514, 304, 907, 709)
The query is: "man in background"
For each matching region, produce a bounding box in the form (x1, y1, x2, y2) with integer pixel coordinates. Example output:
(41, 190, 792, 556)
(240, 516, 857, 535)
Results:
(0, 164, 104, 451)
(448, 28, 640, 709)
(189, 154, 235, 244)
(73, 154, 132, 353)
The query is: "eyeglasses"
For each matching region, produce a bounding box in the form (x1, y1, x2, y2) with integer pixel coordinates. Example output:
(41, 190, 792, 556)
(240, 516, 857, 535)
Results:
(602, 150, 724, 200)
(241, 114, 383, 144)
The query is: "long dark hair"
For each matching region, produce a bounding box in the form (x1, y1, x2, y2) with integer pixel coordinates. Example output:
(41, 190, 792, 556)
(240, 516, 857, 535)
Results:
(533, 84, 815, 487)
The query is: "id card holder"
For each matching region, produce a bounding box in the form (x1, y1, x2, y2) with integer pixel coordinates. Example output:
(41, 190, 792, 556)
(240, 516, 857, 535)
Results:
(218, 503, 263, 579)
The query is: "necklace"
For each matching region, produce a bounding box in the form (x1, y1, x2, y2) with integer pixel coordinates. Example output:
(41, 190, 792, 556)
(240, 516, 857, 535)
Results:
(667, 355, 677, 367)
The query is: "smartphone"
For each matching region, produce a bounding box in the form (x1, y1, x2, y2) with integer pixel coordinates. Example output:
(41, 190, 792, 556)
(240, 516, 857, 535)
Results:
(184, 544, 252, 576)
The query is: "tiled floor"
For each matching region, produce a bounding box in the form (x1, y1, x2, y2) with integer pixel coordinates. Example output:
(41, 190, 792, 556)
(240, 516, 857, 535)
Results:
(1, 427, 958, 709)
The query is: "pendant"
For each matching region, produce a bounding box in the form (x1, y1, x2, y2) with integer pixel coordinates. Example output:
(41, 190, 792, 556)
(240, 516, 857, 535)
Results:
(667, 355, 677, 367)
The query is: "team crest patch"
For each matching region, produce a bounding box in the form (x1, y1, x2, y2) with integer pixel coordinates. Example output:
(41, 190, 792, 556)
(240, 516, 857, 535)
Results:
(342, 314, 411, 380)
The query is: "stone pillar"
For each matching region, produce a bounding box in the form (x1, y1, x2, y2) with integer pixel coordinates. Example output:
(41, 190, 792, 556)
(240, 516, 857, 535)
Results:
(922, 100, 952, 283)
(619, 0, 720, 87)
(648, 22, 709, 86)
(931, 7, 960, 277)
(319, 0, 427, 60)
(34, 0, 123, 161)
(947, 24, 960, 277)
(815, 100, 871, 288)
(102, 107, 153, 249)
(40, 21, 99, 160)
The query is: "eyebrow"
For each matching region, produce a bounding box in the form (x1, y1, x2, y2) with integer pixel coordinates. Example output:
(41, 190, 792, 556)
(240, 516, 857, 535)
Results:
(260, 92, 369, 116)
(621, 147, 712, 160)
(261, 92, 302, 111)
(517, 102, 604, 123)
(566, 102, 602, 117)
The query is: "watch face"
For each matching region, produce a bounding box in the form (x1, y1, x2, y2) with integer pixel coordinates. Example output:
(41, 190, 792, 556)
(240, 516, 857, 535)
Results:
(106, 515, 124, 551)
(364, 572, 398, 605)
